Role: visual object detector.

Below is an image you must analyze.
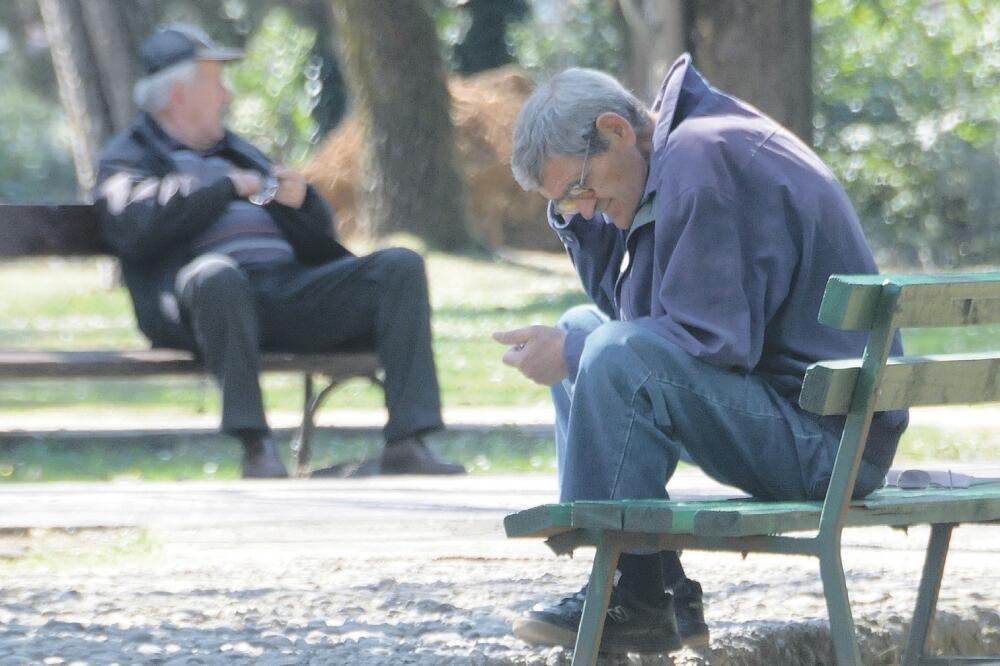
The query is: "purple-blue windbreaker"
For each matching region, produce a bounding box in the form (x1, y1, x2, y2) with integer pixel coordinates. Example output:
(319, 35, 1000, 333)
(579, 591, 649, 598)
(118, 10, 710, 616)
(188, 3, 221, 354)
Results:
(550, 54, 907, 469)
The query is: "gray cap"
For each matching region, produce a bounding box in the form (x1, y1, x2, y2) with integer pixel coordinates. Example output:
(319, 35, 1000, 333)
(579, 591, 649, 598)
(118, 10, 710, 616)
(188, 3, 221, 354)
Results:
(139, 25, 243, 76)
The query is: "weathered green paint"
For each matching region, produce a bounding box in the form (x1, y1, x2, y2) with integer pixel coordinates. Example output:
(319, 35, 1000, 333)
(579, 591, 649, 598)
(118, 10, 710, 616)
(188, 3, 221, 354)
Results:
(818, 272, 1000, 330)
(801, 353, 1000, 415)
(506, 485, 1000, 538)
(503, 503, 573, 538)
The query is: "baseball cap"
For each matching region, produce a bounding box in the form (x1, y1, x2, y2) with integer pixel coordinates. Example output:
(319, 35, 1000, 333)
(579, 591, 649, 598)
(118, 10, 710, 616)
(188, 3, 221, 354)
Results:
(139, 24, 243, 76)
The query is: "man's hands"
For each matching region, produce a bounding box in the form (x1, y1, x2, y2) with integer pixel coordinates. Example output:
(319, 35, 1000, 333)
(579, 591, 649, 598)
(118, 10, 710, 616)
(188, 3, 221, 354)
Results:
(227, 166, 307, 209)
(228, 168, 263, 198)
(493, 325, 569, 386)
(273, 166, 307, 208)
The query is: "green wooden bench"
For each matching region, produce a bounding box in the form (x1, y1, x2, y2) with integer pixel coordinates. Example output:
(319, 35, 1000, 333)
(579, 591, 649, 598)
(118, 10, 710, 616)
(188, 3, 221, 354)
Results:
(505, 272, 1000, 665)
(0, 204, 383, 476)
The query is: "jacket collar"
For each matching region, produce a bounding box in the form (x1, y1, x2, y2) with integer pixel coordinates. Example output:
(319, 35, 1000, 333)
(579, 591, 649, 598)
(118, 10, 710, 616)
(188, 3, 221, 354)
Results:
(644, 53, 713, 197)
(131, 113, 271, 172)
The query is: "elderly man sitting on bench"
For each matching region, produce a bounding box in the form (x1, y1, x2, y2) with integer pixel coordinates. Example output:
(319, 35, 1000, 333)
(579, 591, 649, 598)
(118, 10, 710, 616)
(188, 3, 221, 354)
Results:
(95, 24, 464, 479)
(493, 56, 908, 654)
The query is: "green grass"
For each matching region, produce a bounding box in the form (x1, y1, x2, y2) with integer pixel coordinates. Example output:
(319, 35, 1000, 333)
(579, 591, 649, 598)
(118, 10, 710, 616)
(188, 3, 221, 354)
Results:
(0, 422, 995, 483)
(0, 527, 155, 572)
(0, 428, 558, 482)
(0, 253, 587, 413)
(1, 255, 1000, 482)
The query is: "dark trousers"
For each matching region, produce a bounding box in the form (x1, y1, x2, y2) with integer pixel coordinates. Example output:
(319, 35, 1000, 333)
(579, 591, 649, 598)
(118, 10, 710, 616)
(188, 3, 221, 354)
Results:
(175, 248, 443, 443)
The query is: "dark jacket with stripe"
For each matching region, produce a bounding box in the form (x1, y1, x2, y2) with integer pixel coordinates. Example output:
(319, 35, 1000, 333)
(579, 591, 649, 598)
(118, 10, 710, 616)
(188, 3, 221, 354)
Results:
(94, 113, 350, 350)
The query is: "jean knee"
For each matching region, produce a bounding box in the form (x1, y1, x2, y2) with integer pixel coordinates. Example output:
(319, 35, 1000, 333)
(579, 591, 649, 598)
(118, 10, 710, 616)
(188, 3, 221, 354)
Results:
(578, 321, 643, 382)
(555, 304, 606, 333)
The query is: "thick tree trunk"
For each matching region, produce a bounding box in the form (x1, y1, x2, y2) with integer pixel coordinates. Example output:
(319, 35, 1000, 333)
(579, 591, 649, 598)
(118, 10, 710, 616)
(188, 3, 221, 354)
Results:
(684, 0, 813, 145)
(617, 0, 686, 103)
(331, 0, 473, 250)
(38, 0, 149, 194)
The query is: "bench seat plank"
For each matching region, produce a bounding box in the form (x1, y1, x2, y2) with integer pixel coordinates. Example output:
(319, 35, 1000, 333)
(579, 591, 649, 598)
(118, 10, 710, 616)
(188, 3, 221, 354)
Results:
(505, 484, 1000, 539)
(503, 503, 573, 538)
(0, 350, 379, 378)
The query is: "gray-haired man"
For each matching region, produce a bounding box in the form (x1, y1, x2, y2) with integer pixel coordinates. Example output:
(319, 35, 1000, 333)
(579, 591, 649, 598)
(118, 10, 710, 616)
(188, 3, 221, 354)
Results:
(95, 25, 464, 478)
(495, 56, 907, 653)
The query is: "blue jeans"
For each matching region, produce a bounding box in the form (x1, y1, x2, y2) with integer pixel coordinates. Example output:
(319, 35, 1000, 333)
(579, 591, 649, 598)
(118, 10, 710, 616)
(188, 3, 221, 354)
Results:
(552, 305, 884, 503)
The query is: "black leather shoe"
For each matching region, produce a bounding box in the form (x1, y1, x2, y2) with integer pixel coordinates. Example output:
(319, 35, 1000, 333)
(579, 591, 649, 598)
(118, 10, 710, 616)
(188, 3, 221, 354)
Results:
(240, 436, 288, 479)
(379, 438, 466, 475)
(672, 578, 710, 648)
(512, 584, 682, 654)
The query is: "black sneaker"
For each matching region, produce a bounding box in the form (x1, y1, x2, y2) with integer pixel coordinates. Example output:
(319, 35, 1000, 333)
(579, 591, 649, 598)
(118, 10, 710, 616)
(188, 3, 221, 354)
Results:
(672, 578, 710, 648)
(512, 584, 682, 654)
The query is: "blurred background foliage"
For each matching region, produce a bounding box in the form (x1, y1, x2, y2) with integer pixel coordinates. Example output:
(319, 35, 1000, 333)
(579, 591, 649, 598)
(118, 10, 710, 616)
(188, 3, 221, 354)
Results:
(1, 0, 998, 267)
(813, 0, 1000, 267)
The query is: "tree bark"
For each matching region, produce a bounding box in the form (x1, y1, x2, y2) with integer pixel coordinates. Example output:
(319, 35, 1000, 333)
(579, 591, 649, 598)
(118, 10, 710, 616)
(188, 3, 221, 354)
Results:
(38, 0, 149, 194)
(616, 0, 686, 103)
(684, 0, 813, 145)
(331, 0, 473, 250)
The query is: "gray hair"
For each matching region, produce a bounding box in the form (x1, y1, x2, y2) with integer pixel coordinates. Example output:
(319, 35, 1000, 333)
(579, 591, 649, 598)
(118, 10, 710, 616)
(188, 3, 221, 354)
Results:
(133, 60, 198, 113)
(511, 68, 648, 190)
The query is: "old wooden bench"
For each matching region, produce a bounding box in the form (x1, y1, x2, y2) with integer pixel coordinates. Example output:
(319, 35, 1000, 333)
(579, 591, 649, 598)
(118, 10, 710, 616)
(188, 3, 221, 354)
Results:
(505, 272, 1000, 665)
(0, 204, 382, 476)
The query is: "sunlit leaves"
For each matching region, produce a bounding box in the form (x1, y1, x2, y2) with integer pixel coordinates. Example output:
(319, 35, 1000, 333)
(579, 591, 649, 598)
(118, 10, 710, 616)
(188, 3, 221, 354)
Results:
(814, 0, 1000, 267)
(226, 8, 321, 166)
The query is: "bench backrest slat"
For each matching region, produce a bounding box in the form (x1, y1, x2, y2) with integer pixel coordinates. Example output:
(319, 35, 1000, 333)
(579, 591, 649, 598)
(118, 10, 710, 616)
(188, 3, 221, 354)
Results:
(0, 204, 107, 257)
(800, 352, 1000, 415)
(818, 273, 1000, 330)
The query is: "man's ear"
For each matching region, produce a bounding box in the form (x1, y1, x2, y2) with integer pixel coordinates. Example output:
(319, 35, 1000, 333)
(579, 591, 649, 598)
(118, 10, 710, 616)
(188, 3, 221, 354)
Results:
(595, 112, 636, 147)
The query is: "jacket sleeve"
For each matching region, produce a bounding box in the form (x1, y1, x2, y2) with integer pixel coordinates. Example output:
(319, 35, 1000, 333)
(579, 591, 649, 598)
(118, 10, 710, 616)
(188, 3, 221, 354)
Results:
(547, 202, 624, 318)
(94, 157, 236, 263)
(633, 185, 795, 371)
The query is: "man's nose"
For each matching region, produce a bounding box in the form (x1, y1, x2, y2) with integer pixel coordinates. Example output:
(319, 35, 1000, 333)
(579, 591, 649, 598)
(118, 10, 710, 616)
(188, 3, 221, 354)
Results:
(576, 198, 599, 220)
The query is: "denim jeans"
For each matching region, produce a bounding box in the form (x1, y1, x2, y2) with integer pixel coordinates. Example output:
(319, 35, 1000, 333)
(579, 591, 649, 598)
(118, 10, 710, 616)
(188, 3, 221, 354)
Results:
(552, 305, 884, 503)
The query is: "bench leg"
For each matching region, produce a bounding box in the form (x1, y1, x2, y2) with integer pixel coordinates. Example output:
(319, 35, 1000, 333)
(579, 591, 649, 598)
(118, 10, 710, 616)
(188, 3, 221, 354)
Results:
(901, 523, 954, 666)
(572, 537, 622, 666)
(291, 371, 383, 477)
(819, 548, 863, 665)
(291, 374, 316, 477)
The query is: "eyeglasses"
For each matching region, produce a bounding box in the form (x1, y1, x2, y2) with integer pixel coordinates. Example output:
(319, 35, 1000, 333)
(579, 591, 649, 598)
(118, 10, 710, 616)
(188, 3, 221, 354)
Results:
(553, 134, 596, 216)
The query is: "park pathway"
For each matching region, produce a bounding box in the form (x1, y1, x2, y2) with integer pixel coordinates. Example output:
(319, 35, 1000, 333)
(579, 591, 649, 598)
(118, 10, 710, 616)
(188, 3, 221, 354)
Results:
(0, 468, 998, 664)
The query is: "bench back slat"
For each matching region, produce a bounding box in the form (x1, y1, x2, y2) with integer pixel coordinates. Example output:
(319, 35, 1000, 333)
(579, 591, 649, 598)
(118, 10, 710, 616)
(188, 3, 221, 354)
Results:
(818, 273, 1000, 330)
(800, 352, 1000, 415)
(0, 204, 107, 257)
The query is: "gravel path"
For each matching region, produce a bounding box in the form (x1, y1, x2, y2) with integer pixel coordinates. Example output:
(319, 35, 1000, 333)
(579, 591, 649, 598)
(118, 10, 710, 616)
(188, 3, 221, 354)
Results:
(0, 473, 998, 665)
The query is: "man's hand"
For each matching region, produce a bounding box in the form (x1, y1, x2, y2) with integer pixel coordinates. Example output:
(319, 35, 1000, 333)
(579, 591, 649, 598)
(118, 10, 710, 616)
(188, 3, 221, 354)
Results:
(227, 168, 263, 198)
(274, 166, 307, 209)
(493, 325, 568, 386)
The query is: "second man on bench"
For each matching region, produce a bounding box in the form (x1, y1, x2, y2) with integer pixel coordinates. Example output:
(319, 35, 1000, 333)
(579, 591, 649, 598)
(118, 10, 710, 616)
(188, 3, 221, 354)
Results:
(94, 24, 464, 479)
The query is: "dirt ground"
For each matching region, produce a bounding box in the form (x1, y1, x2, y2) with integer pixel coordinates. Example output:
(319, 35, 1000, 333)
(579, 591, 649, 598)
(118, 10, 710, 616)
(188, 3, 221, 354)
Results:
(0, 471, 998, 665)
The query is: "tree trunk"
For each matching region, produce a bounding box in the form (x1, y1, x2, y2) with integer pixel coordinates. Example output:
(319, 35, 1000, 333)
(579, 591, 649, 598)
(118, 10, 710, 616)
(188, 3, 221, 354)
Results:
(685, 0, 813, 145)
(616, 0, 686, 103)
(38, 0, 149, 194)
(331, 0, 473, 251)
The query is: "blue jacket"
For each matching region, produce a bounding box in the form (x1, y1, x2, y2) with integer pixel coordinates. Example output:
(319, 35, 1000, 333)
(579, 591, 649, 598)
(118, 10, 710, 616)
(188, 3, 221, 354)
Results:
(551, 55, 907, 468)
